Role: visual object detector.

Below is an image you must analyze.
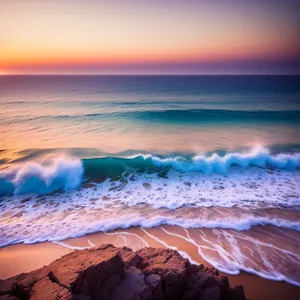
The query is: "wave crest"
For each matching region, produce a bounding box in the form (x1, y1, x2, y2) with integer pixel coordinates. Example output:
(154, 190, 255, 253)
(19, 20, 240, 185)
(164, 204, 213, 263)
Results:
(150, 147, 300, 173)
(0, 147, 299, 196)
(0, 157, 83, 196)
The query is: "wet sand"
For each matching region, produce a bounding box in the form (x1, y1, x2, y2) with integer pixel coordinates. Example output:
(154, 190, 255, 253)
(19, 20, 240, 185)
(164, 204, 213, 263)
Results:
(0, 226, 300, 300)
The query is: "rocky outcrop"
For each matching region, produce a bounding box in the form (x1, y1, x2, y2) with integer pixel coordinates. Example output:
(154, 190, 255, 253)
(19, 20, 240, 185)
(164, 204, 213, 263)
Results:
(0, 244, 246, 300)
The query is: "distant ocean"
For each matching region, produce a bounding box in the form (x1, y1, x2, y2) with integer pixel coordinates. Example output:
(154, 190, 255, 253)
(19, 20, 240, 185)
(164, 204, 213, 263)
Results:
(1, 75, 300, 284)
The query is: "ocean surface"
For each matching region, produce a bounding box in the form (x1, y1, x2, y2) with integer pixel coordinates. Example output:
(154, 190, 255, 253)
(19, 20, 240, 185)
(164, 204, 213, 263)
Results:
(1, 75, 300, 285)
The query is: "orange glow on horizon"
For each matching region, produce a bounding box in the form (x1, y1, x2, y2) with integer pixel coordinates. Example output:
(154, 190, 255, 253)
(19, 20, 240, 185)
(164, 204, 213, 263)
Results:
(2, 45, 299, 69)
(1, 0, 299, 74)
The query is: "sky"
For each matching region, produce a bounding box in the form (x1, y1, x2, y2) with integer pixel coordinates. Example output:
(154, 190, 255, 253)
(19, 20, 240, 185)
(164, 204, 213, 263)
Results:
(1, 0, 300, 75)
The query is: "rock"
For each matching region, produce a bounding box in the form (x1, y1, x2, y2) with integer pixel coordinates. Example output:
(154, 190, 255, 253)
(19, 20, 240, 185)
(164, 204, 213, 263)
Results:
(224, 285, 246, 300)
(199, 286, 221, 300)
(29, 277, 71, 300)
(110, 267, 151, 300)
(0, 244, 124, 300)
(0, 295, 19, 300)
(0, 267, 51, 299)
(144, 274, 164, 300)
(137, 248, 190, 277)
(0, 245, 246, 300)
(119, 247, 141, 268)
(162, 270, 185, 300)
(50, 244, 124, 297)
(181, 271, 209, 300)
(136, 247, 190, 300)
(0, 274, 27, 296)
(133, 285, 152, 300)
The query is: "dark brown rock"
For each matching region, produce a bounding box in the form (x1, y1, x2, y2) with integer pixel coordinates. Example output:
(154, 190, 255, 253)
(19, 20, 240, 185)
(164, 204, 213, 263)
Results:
(29, 277, 71, 300)
(144, 274, 164, 300)
(0, 295, 19, 300)
(110, 267, 151, 300)
(199, 286, 220, 300)
(0, 245, 246, 300)
(136, 247, 190, 300)
(224, 285, 246, 300)
(0, 244, 124, 300)
(137, 248, 190, 277)
(0, 267, 50, 299)
(50, 244, 124, 297)
(180, 271, 209, 300)
(0, 274, 27, 296)
(162, 270, 185, 300)
(119, 247, 141, 268)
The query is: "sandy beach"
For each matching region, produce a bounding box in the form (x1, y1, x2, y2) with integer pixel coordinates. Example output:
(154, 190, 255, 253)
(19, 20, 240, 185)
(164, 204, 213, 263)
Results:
(1, 225, 300, 300)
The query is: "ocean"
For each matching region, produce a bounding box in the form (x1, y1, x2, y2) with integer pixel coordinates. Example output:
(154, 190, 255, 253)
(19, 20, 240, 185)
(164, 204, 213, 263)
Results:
(0, 75, 300, 285)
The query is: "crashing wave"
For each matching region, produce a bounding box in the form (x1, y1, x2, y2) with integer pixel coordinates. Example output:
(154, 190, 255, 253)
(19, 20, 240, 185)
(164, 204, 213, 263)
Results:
(0, 147, 299, 196)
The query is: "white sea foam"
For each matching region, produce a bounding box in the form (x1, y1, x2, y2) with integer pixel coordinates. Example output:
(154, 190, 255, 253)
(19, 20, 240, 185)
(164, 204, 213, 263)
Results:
(163, 227, 300, 286)
(1, 196, 300, 249)
(0, 148, 300, 286)
(148, 147, 300, 173)
(0, 156, 83, 195)
(53, 238, 95, 250)
(141, 228, 200, 265)
(0, 147, 299, 196)
(105, 231, 149, 247)
(0, 159, 300, 248)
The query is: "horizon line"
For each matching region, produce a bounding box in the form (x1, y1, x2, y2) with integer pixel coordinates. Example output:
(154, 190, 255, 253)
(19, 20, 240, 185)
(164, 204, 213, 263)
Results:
(1, 73, 300, 76)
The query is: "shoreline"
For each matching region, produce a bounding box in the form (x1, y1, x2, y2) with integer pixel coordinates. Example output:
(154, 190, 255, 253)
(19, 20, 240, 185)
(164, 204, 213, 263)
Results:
(1, 226, 300, 300)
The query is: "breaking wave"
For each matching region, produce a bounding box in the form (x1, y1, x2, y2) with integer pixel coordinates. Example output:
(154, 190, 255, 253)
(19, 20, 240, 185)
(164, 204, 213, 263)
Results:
(0, 147, 299, 196)
(0, 157, 83, 196)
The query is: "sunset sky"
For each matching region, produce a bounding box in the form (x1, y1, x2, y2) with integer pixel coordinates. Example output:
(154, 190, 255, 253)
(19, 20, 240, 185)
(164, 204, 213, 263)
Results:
(1, 0, 300, 74)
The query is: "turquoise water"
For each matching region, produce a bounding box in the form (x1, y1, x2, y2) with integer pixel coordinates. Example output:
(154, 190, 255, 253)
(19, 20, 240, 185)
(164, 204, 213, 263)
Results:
(1, 75, 300, 153)
(1, 75, 300, 284)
